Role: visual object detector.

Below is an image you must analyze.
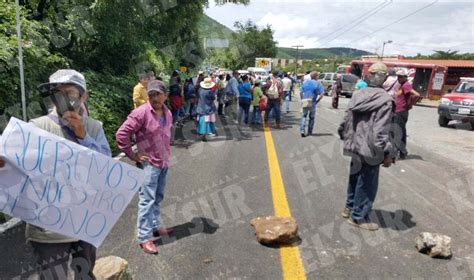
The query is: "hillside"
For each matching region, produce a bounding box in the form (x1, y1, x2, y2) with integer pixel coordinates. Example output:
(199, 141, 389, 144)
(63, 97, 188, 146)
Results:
(200, 15, 371, 59)
(198, 14, 235, 40)
(277, 47, 371, 59)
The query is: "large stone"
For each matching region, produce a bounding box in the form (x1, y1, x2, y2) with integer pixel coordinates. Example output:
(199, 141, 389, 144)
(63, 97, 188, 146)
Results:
(93, 256, 131, 280)
(415, 232, 453, 258)
(250, 216, 299, 245)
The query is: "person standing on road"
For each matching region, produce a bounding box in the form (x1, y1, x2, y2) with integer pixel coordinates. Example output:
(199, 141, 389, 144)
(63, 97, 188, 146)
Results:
(238, 75, 252, 125)
(282, 73, 293, 113)
(299, 71, 324, 137)
(251, 80, 263, 125)
(264, 72, 283, 129)
(116, 80, 174, 254)
(216, 74, 226, 116)
(393, 68, 418, 159)
(338, 62, 395, 231)
(331, 74, 342, 109)
(133, 73, 149, 109)
(196, 77, 218, 139)
(224, 70, 240, 120)
(169, 70, 184, 125)
(28, 69, 112, 279)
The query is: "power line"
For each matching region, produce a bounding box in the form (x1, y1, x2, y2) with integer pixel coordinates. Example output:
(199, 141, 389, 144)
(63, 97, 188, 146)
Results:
(343, 0, 439, 47)
(316, 0, 391, 43)
(391, 41, 474, 51)
(319, 0, 393, 47)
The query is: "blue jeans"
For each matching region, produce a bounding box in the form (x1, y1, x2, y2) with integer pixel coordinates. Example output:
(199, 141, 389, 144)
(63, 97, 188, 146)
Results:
(251, 105, 261, 124)
(284, 91, 290, 112)
(137, 163, 168, 242)
(265, 101, 281, 123)
(238, 98, 251, 124)
(345, 158, 380, 221)
(300, 106, 315, 134)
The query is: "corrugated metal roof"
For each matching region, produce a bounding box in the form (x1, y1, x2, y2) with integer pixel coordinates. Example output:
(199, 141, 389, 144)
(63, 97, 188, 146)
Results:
(398, 59, 474, 68)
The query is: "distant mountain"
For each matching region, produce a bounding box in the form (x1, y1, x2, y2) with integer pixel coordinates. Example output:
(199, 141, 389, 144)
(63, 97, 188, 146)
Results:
(277, 47, 372, 59)
(199, 15, 371, 59)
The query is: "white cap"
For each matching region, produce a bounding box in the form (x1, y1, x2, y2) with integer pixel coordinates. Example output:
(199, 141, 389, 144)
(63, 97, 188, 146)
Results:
(38, 69, 87, 94)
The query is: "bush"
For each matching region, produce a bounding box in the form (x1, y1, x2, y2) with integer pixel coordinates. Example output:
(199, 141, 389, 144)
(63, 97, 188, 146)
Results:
(85, 71, 135, 156)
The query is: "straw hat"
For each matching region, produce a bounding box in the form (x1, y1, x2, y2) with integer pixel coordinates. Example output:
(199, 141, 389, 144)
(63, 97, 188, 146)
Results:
(200, 77, 215, 89)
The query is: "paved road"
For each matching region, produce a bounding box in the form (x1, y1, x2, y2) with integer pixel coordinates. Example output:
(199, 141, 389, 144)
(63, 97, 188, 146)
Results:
(1, 95, 473, 279)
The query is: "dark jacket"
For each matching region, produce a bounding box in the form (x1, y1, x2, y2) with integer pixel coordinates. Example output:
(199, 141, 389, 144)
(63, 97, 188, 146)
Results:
(338, 87, 395, 165)
(197, 88, 216, 115)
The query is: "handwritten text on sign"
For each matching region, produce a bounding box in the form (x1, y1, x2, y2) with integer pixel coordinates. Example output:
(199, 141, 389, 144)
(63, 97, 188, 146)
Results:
(0, 117, 145, 247)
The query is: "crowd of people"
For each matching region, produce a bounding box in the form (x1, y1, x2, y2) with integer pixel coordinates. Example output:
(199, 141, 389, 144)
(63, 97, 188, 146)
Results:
(0, 61, 420, 278)
(132, 69, 304, 138)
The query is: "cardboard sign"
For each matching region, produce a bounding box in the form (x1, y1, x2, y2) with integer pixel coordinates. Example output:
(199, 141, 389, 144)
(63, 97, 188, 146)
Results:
(0, 117, 144, 247)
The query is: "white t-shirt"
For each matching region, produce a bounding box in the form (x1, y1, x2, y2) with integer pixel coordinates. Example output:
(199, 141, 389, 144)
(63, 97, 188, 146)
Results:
(282, 77, 292, 91)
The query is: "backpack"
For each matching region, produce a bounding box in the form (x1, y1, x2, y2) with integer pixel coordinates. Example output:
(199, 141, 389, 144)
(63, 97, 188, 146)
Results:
(267, 81, 280, 99)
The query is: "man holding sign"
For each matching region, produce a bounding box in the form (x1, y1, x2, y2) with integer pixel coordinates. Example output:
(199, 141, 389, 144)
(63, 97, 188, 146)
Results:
(116, 80, 173, 255)
(28, 69, 111, 279)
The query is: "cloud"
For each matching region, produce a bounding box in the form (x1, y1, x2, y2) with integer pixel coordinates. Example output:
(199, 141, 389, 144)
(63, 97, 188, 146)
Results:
(205, 0, 474, 55)
(256, 12, 310, 33)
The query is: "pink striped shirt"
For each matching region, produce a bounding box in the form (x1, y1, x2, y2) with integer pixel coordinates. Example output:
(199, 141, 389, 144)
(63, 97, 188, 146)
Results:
(116, 102, 172, 168)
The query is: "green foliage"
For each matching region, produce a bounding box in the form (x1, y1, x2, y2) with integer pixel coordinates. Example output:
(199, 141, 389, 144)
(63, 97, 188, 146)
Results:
(203, 19, 278, 70)
(85, 71, 135, 155)
(413, 50, 474, 60)
(0, 2, 69, 121)
(2, 0, 252, 155)
(230, 20, 278, 69)
(277, 47, 371, 60)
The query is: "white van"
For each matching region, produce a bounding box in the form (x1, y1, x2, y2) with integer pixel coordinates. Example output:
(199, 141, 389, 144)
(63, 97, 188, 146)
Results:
(247, 67, 269, 81)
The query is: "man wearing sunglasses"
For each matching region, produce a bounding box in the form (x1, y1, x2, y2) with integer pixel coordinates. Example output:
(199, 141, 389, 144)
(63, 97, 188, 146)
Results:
(24, 69, 112, 279)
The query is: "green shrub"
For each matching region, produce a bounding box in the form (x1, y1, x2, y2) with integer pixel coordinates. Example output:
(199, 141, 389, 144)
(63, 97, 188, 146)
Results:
(85, 71, 135, 156)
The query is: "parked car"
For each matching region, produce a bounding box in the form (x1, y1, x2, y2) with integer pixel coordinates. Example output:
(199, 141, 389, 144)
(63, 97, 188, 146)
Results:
(438, 77, 474, 128)
(318, 72, 337, 94)
(340, 74, 359, 98)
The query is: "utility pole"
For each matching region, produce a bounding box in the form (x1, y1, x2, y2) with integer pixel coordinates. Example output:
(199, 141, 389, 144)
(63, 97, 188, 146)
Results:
(15, 0, 27, 121)
(381, 40, 393, 60)
(292, 45, 304, 75)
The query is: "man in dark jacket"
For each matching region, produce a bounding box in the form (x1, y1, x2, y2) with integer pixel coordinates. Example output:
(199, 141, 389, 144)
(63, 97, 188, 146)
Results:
(338, 62, 395, 231)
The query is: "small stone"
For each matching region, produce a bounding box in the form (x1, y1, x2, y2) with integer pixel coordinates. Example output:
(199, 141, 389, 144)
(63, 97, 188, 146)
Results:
(250, 216, 299, 245)
(203, 258, 213, 264)
(415, 232, 452, 258)
(93, 256, 131, 280)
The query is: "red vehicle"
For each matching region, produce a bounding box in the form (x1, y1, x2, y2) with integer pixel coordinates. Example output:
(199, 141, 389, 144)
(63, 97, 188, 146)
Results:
(437, 77, 474, 128)
(351, 60, 447, 99)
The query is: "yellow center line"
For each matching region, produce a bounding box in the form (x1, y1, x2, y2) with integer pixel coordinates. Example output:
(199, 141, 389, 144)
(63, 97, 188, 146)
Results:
(263, 126, 307, 280)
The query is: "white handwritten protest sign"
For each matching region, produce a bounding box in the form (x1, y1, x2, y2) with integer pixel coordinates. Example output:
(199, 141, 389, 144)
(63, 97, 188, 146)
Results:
(0, 117, 144, 247)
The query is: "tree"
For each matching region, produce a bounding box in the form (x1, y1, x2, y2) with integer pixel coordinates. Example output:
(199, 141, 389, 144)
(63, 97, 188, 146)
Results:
(0, 2, 69, 127)
(230, 20, 278, 69)
(432, 50, 460, 59)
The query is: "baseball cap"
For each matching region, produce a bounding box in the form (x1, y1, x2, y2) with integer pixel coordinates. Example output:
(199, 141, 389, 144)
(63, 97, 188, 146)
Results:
(368, 62, 388, 74)
(147, 80, 167, 95)
(396, 68, 409, 76)
(38, 69, 87, 95)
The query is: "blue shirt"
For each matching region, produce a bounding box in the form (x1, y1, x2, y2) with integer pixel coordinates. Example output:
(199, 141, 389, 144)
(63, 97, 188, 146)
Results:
(301, 80, 324, 104)
(238, 82, 252, 99)
(356, 80, 368, 90)
(226, 77, 240, 97)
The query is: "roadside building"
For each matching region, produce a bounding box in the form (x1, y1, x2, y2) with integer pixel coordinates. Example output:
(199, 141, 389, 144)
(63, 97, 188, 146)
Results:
(351, 58, 474, 100)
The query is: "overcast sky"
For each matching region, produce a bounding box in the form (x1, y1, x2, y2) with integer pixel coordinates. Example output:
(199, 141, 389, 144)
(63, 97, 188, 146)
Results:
(205, 0, 473, 56)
